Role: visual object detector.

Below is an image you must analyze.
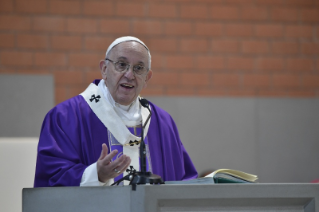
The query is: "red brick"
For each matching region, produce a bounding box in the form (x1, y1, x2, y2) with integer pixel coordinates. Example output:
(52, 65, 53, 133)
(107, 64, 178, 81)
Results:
(255, 0, 286, 6)
(49, 0, 81, 15)
(286, 90, 316, 97)
(149, 54, 163, 70)
(198, 88, 226, 96)
(302, 75, 319, 87)
(181, 73, 210, 86)
(166, 87, 196, 96)
(35, 52, 67, 66)
(51, 35, 82, 50)
(225, 23, 254, 37)
(286, 58, 314, 72)
(55, 86, 68, 104)
(67, 18, 98, 34)
(0, 0, 14, 12)
(180, 38, 208, 53)
(227, 89, 256, 96)
(164, 21, 192, 36)
(258, 89, 287, 96)
(84, 36, 114, 51)
(284, 0, 316, 7)
(242, 40, 270, 54)
(100, 19, 130, 34)
(116, 2, 146, 17)
(54, 71, 83, 85)
(69, 53, 102, 67)
(132, 20, 162, 36)
(0, 15, 31, 31)
(194, 23, 223, 37)
(241, 6, 269, 21)
(147, 38, 178, 53)
(255, 24, 284, 38)
(301, 42, 319, 55)
(212, 73, 240, 87)
(301, 9, 319, 23)
(17, 34, 48, 49)
(16, 0, 47, 13)
(210, 6, 240, 20)
(148, 3, 177, 18)
(69, 85, 87, 97)
(272, 74, 300, 88)
(242, 74, 271, 88)
(256, 57, 284, 71)
(211, 40, 240, 53)
(84, 71, 102, 84)
(0, 67, 16, 74)
(83, 1, 114, 16)
(196, 56, 225, 70)
(140, 85, 164, 96)
(227, 56, 254, 71)
(16, 68, 47, 75)
(180, 5, 208, 19)
(271, 41, 299, 55)
(285, 25, 313, 39)
(166, 55, 194, 69)
(270, 8, 299, 22)
(0, 33, 15, 48)
(33, 16, 65, 32)
(150, 72, 179, 86)
(0, 51, 33, 66)
(224, 0, 254, 4)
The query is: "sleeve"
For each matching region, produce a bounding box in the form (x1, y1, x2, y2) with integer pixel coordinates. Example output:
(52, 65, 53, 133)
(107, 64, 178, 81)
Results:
(80, 163, 111, 186)
(34, 105, 88, 187)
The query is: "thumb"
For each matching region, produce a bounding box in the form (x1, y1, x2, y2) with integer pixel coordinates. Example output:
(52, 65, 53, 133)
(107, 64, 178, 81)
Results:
(99, 143, 108, 160)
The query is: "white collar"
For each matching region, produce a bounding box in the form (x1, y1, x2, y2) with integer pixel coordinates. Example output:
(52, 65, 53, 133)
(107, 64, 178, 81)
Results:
(98, 79, 141, 126)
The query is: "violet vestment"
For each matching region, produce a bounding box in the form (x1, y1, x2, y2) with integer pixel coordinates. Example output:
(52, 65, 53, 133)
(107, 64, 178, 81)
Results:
(34, 80, 197, 187)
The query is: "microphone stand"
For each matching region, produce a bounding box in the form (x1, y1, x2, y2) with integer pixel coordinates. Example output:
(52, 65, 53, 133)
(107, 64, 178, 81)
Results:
(129, 98, 164, 190)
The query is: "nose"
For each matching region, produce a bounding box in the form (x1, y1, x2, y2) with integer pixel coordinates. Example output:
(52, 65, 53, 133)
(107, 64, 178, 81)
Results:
(123, 64, 135, 80)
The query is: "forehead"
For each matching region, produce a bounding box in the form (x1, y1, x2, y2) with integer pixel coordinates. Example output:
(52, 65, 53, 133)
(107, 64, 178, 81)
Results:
(109, 41, 149, 63)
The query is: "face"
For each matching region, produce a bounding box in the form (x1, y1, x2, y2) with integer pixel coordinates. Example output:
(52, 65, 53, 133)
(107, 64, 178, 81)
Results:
(99, 41, 153, 106)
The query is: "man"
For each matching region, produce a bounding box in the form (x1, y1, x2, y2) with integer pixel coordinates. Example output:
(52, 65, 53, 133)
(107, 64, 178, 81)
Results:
(34, 36, 197, 187)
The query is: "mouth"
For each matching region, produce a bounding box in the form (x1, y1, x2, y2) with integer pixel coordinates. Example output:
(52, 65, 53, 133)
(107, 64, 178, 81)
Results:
(120, 83, 134, 89)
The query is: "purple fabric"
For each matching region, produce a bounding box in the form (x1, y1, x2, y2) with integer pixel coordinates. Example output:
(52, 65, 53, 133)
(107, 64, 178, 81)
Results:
(34, 81, 197, 187)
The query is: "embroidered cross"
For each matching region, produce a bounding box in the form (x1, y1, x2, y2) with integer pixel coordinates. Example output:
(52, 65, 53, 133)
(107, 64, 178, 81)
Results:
(124, 140, 141, 146)
(89, 94, 101, 103)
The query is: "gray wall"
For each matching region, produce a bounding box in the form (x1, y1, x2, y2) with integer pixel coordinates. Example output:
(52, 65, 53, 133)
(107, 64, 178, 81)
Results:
(0, 74, 54, 137)
(147, 97, 319, 183)
(0, 74, 318, 183)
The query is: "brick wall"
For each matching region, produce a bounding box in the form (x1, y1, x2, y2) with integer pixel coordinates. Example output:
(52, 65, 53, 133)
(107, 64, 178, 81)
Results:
(0, 0, 318, 104)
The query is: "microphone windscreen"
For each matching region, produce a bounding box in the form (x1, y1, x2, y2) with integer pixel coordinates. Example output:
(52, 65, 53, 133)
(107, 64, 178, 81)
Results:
(139, 98, 149, 108)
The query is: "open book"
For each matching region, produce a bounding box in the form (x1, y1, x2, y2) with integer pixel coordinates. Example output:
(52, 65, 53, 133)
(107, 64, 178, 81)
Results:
(204, 169, 258, 183)
(165, 169, 258, 185)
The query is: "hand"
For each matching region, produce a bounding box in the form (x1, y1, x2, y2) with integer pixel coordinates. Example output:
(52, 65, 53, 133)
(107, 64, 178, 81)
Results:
(97, 143, 131, 183)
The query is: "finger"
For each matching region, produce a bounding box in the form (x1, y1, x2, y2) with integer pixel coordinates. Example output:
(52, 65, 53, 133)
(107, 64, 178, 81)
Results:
(101, 149, 118, 166)
(98, 143, 108, 160)
(114, 155, 131, 173)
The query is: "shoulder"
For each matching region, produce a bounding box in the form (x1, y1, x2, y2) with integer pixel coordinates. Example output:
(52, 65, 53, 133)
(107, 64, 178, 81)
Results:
(45, 95, 87, 120)
(148, 101, 176, 127)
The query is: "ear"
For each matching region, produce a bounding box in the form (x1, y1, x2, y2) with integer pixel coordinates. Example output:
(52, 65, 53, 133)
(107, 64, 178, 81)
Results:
(143, 70, 153, 88)
(99, 60, 107, 80)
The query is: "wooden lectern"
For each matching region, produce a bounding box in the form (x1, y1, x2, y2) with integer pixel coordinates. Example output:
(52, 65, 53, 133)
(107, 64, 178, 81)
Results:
(23, 184, 319, 212)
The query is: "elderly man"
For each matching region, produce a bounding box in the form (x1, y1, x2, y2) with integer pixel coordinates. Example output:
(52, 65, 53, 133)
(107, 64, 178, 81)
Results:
(34, 36, 197, 187)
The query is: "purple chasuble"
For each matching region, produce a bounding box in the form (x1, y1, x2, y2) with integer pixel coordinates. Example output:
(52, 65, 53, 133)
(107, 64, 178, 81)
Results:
(34, 80, 197, 187)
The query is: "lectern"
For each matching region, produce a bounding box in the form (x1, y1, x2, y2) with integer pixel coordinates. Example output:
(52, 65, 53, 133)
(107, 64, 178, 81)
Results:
(23, 184, 319, 212)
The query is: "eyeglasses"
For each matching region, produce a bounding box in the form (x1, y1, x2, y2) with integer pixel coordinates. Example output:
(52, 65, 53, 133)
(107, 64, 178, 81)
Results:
(105, 58, 148, 75)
